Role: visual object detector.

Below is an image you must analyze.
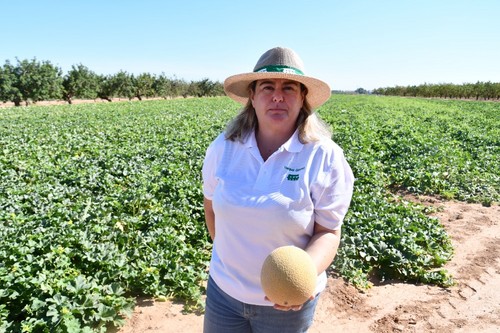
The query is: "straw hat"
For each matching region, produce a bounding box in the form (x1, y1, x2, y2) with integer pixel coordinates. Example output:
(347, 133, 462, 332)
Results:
(224, 47, 331, 109)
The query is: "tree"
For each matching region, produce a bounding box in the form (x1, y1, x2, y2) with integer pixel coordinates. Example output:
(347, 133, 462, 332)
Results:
(372, 87, 386, 95)
(462, 83, 474, 99)
(187, 80, 201, 97)
(171, 77, 189, 98)
(473, 81, 485, 100)
(111, 71, 135, 100)
(2, 58, 63, 106)
(153, 73, 172, 99)
(0, 57, 228, 104)
(97, 75, 114, 102)
(354, 87, 368, 95)
(96, 71, 135, 101)
(0, 60, 18, 103)
(483, 81, 495, 100)
(62, 64, 100, 104)
(133, 73, 156, 100)
(196, 78, 224, 97)
(494, 83, 500, 100)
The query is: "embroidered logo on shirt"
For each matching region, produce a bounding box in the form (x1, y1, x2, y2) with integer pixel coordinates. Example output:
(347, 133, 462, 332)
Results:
(284, 166, 304, 181)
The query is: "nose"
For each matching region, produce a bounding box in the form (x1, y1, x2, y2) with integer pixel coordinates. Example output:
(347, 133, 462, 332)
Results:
(272, 90, 284, 102)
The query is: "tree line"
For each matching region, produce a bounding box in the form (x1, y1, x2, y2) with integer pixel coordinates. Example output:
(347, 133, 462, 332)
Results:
(372, 81, 500, 100)
(0, 58, 225, 106)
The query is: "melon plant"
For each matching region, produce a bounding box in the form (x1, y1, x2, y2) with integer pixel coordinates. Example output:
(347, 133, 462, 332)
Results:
(0, 95, 497, 331)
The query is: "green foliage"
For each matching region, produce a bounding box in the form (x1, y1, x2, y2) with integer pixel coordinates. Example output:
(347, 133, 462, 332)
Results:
(153, 73, 174, 99)
(0, 59, 226, 106)
(96, 75, 115, 102)
(0, 58, 63, 106)
(374, 81, 500, 100)
(0, 98, 232, 331)
(189, 78, 224, 97)
(108, 71, 135, 100)
(133, 73, 156, 101)
(321, 95, 498, 286)
(0, 95, 498, 330)
(0, 61, 17, 103)
(62, 64, 100, 103)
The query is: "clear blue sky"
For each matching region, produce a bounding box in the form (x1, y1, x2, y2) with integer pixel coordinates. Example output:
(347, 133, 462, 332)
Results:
(1, 0, 498, 91)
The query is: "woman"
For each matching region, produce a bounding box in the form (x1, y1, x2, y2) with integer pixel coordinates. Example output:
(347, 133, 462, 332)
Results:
(202, 47, 354, 333)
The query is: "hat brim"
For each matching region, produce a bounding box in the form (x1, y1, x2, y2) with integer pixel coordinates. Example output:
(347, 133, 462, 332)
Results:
(224, 72, 331, 109)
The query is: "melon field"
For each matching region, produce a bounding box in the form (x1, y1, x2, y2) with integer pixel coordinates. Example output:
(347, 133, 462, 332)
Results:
(1, 95, 499, 332)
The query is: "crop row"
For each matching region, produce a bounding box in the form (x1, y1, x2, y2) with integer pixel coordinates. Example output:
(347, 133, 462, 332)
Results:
(0, 95, 498, 332)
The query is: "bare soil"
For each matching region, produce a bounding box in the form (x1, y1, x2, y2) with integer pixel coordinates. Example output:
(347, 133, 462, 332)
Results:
(116, 197, 499, 333)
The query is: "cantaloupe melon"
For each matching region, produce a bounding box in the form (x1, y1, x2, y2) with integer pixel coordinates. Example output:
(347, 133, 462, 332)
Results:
(260, 245, 317, 306)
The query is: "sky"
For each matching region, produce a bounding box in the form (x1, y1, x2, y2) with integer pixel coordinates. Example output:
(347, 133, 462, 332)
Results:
(1, 0, 499, 91)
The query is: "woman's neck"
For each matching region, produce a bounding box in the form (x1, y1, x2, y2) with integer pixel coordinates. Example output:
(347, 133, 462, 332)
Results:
(255, 127, 295, 161)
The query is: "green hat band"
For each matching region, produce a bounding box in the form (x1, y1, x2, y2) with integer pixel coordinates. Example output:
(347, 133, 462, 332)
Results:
(254, 65, 304, 76)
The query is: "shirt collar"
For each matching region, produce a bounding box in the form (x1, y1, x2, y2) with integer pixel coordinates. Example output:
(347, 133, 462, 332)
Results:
(245, 129, 304, 153)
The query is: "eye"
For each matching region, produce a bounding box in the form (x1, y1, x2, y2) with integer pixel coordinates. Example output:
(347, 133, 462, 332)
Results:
(283, 84, 299, 92)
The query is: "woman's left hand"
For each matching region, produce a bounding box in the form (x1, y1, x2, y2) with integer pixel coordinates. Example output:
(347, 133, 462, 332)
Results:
(265, 295, 315, 311)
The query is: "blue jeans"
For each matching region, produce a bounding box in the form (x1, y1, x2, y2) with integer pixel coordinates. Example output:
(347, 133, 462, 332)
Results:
(203, 276, 319, 333)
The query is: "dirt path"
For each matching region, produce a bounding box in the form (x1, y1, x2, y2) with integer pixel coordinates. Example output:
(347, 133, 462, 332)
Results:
(117, 198, 500, 333)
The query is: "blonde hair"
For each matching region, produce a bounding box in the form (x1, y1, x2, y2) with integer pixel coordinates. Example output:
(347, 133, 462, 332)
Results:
(224, 83, 332, 143)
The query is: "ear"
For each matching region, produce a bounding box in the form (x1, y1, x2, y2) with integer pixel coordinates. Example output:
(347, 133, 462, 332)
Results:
(300, 91, 306, 106)
(250, 89, 255, 106)
(300, 84, 307, 104)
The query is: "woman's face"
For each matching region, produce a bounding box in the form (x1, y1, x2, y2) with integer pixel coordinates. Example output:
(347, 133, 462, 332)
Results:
(250, 79, 305, 134)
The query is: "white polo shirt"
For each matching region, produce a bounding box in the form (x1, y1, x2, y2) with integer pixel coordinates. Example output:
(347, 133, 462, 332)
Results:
(202, 130, 354, 306)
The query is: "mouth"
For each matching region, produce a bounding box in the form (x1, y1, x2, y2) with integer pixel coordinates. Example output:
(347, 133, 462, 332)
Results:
(268, 108, 287, 113)
(266, 109, 288, 121)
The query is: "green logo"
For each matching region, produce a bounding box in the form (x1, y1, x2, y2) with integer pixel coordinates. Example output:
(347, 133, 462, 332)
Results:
(287, 174, 300, 181)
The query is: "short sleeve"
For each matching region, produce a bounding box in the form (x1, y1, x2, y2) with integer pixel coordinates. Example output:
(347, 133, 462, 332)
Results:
(311, 145, 355, 230)
(202, 133, 225, 200)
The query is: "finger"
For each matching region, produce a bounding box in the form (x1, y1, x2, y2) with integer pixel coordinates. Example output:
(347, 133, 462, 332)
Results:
(273, 304, 290, 311)
(273, 304, 303, 311)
